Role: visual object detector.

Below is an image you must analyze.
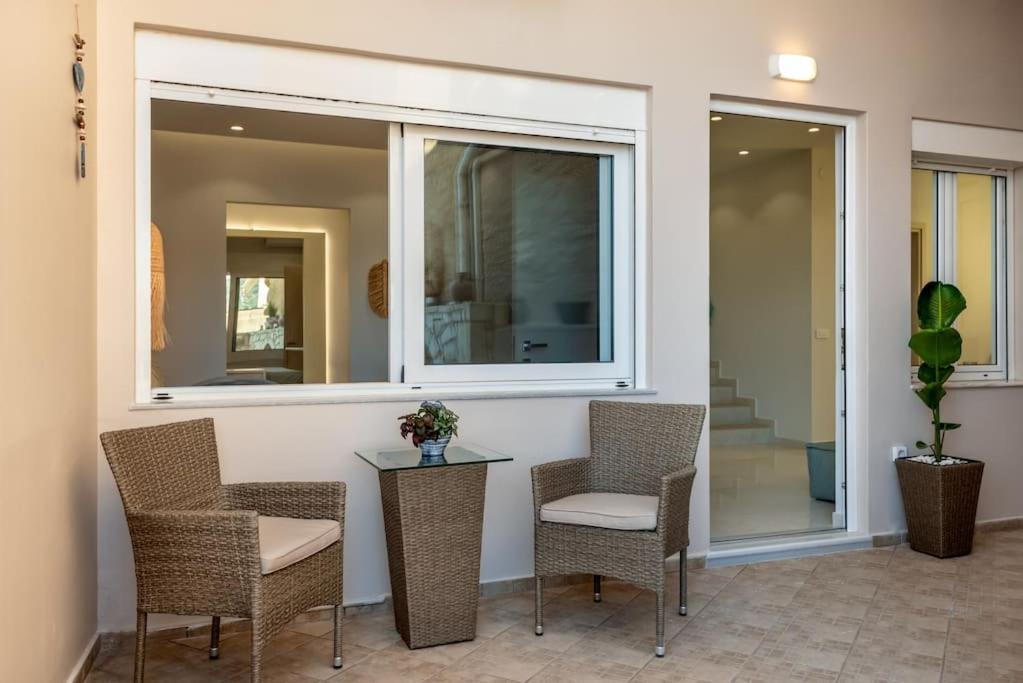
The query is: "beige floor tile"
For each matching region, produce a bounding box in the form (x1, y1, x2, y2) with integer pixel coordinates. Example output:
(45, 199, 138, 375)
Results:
(529, 652, 640, 682)
(84, 531, 1023, 683)
(442, 636, 561, 682)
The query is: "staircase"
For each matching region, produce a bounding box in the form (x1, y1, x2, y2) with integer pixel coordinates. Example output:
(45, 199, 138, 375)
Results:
(710, 361, 776, 446)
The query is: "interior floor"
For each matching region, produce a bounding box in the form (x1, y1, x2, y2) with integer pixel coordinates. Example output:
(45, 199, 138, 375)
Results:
(711, 440, 837, 541)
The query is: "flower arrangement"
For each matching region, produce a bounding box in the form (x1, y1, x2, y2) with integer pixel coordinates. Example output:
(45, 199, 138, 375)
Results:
(399, 400, 459, 447)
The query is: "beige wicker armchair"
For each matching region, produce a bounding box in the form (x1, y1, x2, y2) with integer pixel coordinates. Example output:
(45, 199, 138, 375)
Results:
(531, 401, 705, 657)
(100, 418, 346, 682)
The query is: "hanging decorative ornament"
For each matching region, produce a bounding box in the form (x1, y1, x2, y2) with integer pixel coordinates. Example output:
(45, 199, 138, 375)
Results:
(73, 5, 87, 179)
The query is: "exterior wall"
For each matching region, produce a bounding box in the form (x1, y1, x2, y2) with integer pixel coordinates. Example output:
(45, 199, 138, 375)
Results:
(0, 0, 98, 678)
(95, 0, 1023, 633)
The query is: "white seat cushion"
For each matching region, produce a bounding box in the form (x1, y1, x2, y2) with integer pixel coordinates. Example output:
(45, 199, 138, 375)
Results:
(258, 516, 341, 575)
(540, 492, 659, 531)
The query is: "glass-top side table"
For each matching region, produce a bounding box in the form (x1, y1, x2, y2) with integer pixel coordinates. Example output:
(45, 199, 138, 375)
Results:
(356, 443, 513, 649)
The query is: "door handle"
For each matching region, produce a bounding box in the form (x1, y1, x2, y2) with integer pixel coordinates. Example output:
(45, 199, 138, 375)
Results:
(521, 340, 549, 353)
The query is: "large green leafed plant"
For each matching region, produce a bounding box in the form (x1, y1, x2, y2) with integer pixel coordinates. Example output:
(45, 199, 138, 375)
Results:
(908, 281, 966, 461)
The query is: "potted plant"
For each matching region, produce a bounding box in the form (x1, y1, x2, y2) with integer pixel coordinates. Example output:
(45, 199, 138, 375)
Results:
(399, 400, 459, 458)
(897, 281, 985, 558)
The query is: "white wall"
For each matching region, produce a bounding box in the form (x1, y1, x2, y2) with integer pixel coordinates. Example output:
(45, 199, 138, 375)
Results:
(95, 0, 1023, 633)
(711, 150, 813, 440)
(1, 0, 98, 678)
(151, 130, 387, 387)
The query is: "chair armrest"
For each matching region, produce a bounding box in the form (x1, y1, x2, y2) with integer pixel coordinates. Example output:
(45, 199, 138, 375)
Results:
(126, 509, 261, 614)
(658, 465, 697, 550)
(531, 458, 590, 517)
(223, 481, 346, 524)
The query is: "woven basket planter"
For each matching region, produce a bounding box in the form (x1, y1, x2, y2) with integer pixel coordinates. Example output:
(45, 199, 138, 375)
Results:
(895, 457, 984, 558)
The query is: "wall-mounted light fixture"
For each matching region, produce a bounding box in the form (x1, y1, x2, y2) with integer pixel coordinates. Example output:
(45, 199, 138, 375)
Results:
(768, 54, 817, 82)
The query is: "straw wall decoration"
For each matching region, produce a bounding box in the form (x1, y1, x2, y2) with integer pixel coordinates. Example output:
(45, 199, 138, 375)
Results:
(151, 223, 169, 351)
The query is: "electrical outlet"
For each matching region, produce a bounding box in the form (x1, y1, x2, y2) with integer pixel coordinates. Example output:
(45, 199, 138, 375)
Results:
(892, 445, 908, 462)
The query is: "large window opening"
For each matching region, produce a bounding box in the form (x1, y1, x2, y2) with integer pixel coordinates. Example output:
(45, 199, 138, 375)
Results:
(149, 99, 388, 389)
(139, 67, 641, 401)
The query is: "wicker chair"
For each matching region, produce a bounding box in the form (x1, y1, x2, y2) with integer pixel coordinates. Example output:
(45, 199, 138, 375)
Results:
(531, 401, 705, 656)
(100, 418, 346, 682)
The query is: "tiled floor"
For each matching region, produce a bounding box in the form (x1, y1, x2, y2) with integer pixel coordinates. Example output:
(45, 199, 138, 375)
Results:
(87, 528, 1023, 682)
(711, 442, 837, 541)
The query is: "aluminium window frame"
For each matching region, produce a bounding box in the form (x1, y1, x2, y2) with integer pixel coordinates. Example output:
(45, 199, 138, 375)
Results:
(134, 81, 646, 404)
(400, 124, 635, 385)
(911, 161, 1009, 382)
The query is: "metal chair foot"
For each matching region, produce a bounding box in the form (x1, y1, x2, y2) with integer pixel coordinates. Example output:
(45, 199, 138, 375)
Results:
(594, 593, 602, 603)
(655, 645, 665, 657)
(679, 606, 687, 616)
(209, 647, 219, 660)
(333, 656, 343, 668)
(535, 625, 544, 636)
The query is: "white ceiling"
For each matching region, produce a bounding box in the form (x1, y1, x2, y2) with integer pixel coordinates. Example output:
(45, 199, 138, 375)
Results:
(152, 99, 388, 150)
(711, 113, 840, 175)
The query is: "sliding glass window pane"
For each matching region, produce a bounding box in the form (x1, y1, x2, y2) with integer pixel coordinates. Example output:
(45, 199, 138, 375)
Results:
(954, 172, 997, 366)
(910, 169, 937, 365)
(422, 139, 612, 365)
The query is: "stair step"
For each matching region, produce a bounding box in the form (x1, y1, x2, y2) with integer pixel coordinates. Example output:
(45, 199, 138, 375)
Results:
(710, 383, 736, 404)
(710, 402, 756, 426)
(710, 419, 775, 446)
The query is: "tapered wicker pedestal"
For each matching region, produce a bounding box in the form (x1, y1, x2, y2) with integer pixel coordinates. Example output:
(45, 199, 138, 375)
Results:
(356, 445, 512, 649)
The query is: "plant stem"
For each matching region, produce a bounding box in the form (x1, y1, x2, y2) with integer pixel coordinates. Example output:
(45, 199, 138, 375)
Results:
(932, 405, 942, 462)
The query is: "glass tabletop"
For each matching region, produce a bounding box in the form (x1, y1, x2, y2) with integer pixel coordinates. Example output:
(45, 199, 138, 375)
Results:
(355, 443, 513, 472)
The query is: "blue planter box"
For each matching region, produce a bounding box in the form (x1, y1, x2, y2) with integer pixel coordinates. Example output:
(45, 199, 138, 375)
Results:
(806, 441, 836, 503)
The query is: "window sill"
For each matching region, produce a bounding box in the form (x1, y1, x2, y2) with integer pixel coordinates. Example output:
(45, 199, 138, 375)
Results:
(911, 379, 1021, 390)
(133, 385, 658, 410)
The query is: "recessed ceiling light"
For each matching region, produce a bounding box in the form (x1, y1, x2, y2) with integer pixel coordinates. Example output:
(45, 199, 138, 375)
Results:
(738, 150, 750, 156)
(808, 127, 820, 133)
(710, 115, 723, 122)
(229, 125, 245, 132)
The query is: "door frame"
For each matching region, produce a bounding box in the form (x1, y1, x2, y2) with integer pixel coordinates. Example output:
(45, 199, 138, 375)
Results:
(709, 99, 863, 539)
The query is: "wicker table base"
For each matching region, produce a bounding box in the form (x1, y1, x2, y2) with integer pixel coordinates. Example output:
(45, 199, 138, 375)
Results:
(378, 463, 488, 649)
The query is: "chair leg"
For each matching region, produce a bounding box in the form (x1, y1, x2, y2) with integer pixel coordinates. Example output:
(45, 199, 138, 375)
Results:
(534, 576, 544, 635)
(593, 574, 602, 603)
(134, 610, 147, 683)
(332, 604, 343, 668)
(250, 622, 262, 683)
(655, 590, 665, 657)
(209, 616, 221, 659)
(679, 547, 688, 616)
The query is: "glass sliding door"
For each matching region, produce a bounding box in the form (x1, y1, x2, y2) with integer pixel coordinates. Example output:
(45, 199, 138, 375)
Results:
(709, 110, 847, 541)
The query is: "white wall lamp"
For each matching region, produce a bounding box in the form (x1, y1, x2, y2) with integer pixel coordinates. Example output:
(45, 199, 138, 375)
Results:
(769, 54, 817, 82)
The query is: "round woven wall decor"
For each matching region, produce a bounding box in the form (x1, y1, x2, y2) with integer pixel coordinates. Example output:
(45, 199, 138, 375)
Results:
(368, 259, 388, 318)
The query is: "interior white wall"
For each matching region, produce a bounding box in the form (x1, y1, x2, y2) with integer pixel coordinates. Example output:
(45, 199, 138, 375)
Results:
(810, 142, 838, 443)
(95, 0, 1023, 633)
(151, 130, 387, 387)
(711, 150, 813, 441)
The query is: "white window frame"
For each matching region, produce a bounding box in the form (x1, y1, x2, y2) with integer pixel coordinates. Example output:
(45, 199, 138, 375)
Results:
(911, 161, 1009, 382)
(400, 125, 634, 385)
(132, 31, 649, 405)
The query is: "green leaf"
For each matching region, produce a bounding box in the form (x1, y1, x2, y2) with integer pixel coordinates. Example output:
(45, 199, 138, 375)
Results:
(909, 328, 962, 368)
(917, 281, 966, 329)
(915, 441, 929, 449)
(937, 422, 962, 431)
(917, 363, 954, 385)
(915, 382, 946, 410)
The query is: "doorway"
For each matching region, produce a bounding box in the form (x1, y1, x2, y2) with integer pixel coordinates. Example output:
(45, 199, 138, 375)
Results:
(709, 107, 847, 541)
